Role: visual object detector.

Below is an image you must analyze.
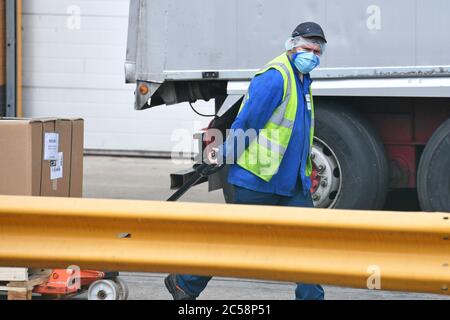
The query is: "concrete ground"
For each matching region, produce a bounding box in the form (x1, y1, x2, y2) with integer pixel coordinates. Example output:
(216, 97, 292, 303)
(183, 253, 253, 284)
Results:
(80, 156, 448, 300)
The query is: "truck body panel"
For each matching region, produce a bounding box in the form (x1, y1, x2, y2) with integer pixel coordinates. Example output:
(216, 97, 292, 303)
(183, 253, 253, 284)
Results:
(126, 0, 450, 103)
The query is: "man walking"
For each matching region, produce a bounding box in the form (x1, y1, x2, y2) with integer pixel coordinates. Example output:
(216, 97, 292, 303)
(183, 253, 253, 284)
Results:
(165, 22, 327, 300)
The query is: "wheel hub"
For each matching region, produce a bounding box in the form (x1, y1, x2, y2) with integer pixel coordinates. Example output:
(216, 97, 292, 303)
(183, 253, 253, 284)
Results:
(88, 279, 120, 301)
(97, 290, 107, 300)
(310, 138, 342, 208)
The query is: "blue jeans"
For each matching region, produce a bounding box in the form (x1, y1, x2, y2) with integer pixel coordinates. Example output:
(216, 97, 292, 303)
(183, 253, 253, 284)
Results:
(176, 185, 325, 300)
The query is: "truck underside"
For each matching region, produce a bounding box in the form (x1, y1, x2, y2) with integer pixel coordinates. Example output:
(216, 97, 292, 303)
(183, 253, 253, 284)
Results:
(169, 90, 450, 212)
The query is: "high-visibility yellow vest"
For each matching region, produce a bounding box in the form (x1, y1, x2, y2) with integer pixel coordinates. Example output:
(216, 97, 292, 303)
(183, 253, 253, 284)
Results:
(236, 53, 315, 182)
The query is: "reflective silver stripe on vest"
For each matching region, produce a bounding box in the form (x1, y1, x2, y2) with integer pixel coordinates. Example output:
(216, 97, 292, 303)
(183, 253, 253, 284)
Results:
(258, 134, 287, 155)
(265, 62, 295, 130)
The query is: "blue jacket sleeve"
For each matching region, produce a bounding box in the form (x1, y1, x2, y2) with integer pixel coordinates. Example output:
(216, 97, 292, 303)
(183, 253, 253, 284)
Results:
(216, 69, 284, 164)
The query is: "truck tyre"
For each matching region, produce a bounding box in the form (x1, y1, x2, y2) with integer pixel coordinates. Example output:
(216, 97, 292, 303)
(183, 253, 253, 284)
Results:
(221, 103, 389, 209)
(417, 118, 450, 212)
(313, 103, 389, 209)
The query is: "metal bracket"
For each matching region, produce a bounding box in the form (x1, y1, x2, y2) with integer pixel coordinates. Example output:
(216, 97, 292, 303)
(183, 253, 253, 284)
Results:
(216, 94, 244, 118)
(202, 71, 220, 79)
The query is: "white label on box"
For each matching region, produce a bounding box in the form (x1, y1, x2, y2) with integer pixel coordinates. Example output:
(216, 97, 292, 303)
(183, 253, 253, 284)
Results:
(50, 152, 63, 180)
(44, 133, 59, 161)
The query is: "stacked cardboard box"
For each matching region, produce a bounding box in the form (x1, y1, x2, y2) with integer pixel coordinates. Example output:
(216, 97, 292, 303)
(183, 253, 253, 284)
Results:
(0, 118, 84, 197)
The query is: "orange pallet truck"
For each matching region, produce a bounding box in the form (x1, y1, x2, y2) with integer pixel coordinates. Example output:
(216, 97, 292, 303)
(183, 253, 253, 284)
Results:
(34, 269, 129, 300)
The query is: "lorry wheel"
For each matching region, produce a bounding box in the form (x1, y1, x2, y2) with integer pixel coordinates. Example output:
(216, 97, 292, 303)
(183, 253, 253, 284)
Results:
(313, 103, 389, 209)
(417, 119, 450, 212)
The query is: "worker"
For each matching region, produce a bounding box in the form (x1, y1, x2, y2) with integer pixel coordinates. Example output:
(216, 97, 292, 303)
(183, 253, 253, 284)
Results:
(165, 22, 327, 301)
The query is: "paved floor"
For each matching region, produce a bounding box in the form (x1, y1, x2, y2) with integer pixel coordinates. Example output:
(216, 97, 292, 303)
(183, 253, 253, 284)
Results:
(84, 156, 225, 203)
(80, 156, 447, 300)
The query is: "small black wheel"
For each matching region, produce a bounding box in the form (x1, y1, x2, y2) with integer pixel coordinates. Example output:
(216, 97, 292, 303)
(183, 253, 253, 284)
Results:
(417, 118, 450, 212)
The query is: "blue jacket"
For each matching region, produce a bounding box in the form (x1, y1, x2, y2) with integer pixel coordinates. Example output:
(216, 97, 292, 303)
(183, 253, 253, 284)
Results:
(217, 57, 313, 197)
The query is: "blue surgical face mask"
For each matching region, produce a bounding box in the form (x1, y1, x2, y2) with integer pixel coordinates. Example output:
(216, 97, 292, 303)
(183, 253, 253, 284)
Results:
(293, 51, 320, 74)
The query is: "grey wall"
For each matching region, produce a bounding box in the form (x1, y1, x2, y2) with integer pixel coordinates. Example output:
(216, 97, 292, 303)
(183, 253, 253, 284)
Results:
(22, 0, 213, 154)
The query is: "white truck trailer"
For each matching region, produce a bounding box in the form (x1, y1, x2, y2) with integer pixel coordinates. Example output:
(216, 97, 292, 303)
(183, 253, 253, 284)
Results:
(126, 0, 450, 211)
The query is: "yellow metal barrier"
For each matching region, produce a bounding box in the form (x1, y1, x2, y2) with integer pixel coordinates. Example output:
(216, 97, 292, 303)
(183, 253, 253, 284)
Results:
(0, 195, 449, 295)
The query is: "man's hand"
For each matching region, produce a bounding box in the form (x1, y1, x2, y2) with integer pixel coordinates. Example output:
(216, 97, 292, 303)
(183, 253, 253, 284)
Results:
(207, 147, 220, 165)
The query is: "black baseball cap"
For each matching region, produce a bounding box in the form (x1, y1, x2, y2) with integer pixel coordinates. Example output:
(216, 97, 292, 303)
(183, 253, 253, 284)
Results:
(292, 22, 327, 43)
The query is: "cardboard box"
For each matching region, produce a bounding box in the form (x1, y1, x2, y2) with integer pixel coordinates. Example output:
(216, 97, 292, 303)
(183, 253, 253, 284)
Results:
(0, 118, 84, 197)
